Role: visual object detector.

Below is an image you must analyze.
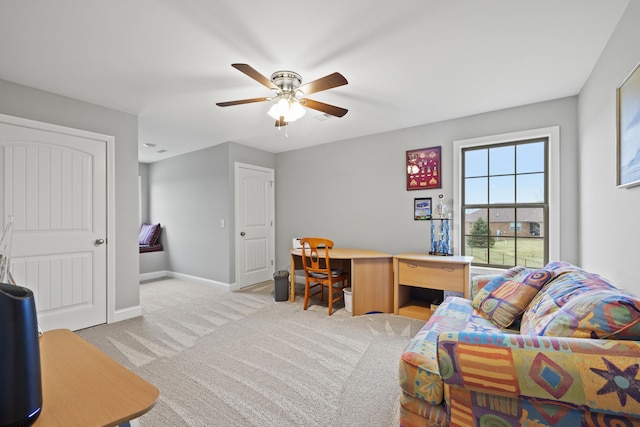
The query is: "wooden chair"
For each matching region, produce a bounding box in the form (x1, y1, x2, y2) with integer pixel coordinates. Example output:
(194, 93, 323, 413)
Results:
(300, 237, 349, 316)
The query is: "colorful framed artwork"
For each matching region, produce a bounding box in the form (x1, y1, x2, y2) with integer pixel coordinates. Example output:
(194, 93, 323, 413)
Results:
(414, 197, 432, 220)
(406, 146, 441, 190)
(617, 60, 640, 188)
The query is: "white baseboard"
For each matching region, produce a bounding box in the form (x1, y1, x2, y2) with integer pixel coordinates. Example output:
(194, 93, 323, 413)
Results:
(139, 270, 169, 282)
(167, 271, 231, 291)
(110, 304, 142, 323)
(139, 270, 237, 291)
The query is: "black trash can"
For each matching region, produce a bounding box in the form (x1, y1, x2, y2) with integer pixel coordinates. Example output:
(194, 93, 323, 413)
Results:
(273, 270, 289, 302)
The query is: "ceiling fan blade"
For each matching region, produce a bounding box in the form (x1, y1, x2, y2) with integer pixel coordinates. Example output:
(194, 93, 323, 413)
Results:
(297, 72, 348, 95)
(301, 99, 348, 117)
(231, 63, 278, 90)
(216, 97, 270, 107)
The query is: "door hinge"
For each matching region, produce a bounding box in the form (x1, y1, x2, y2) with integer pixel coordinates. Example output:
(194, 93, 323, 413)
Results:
(271, 260, 274, 265)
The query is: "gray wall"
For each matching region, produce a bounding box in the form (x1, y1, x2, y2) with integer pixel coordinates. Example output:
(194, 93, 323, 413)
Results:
(147, 142, 276, 284)
(275, 96, 580, 272)
(578, 1, 640, 292)
(148, 143, 230, 283)
(138, 162, 150, 224)
(0, 79, 140, 311)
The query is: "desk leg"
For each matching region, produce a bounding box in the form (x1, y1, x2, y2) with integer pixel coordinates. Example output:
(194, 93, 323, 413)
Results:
(289, 253, 296, 303)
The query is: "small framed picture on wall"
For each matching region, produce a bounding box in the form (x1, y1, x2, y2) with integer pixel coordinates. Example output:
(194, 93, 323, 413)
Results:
(406, 146, 441, 190)
(414, 197, 432, 220)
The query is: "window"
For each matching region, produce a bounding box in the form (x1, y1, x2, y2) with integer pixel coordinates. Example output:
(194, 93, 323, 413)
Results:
(453, 127, 560, 273)
(462, 139, 547, 268)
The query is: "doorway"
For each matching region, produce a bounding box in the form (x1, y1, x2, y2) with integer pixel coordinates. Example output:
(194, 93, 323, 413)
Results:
(235, 162, 275, 289)
(0, 114, 113, 331)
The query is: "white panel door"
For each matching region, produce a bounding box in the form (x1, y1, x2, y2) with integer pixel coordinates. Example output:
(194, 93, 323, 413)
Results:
(235, 163, 274, 288)
(0, 121, 107, 331)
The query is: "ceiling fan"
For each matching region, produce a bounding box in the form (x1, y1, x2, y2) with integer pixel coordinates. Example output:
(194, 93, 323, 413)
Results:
(216, 63, 348, 127)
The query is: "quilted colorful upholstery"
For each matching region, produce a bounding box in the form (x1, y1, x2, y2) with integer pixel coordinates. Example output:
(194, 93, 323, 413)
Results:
(439, 331, 640, 422)
(399, 298, 501, 406)
(447, 386, 640, 427)
(521, 264, 640, 339)
(399, 390, 448, 427)
(470, 274, 495, 298)
(399, 262, 640, 427)
(472, 266, 555, 328)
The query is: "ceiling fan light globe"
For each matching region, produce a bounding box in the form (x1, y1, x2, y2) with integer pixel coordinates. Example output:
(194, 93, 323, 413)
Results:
(288, 101, 306, 121)
(267, 99, 288, 120)
(266, 98, 305, 122)
(266, 105, 280, 120)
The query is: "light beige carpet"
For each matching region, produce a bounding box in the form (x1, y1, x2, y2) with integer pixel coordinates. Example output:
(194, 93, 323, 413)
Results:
(77, 278, 425, 426)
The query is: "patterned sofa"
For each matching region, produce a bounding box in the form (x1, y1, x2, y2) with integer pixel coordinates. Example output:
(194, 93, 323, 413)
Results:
(399, 261, 640, 427)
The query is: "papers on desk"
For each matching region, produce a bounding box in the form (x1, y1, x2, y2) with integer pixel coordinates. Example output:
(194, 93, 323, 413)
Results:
(292, 238, 311, 250)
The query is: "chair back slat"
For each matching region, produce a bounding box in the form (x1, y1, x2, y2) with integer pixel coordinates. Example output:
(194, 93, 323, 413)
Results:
(300, 237, 333, 275)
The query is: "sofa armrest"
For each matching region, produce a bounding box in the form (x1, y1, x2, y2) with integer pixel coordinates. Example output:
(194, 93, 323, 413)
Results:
(438, 331, 640, 418)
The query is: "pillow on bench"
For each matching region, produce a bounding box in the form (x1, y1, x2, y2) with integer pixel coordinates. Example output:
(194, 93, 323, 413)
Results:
(139, 223, 161, 246)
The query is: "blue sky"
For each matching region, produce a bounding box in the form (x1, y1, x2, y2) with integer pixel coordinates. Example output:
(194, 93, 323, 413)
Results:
(464, 141, 545, 205)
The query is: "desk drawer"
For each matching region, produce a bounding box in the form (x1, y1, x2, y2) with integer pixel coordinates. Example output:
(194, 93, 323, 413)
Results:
(398, 259, 464, 292)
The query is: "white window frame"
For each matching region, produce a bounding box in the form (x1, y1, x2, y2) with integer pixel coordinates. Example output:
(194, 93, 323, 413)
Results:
(453, 126, 560, 276)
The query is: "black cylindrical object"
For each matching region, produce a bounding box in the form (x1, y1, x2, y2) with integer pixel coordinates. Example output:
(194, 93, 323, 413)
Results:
(273, 270, 289, 302)
(0, 283, 42, 427)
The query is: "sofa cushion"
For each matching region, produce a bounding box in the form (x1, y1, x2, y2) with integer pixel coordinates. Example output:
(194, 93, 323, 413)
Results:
(470, 274, 496, 300)
(399, 297, 501, 406)
(472, 266, 554, 328)
(521, 265, 640, 339)
(524, 287, 640, 339)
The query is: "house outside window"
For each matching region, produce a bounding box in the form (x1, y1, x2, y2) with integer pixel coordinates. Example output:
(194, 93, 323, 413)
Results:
(453, 127, 560, 273)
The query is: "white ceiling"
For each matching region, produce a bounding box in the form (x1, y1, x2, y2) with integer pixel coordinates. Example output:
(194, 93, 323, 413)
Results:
(0, 1, 629, 163)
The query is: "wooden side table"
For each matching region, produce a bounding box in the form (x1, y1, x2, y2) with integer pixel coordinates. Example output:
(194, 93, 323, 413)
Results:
(394, 253, 473, 320)
(34, 329, 159, 427)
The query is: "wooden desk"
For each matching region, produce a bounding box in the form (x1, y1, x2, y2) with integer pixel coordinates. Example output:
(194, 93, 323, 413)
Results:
(289, 248, 393, 316)
(34, 329, 159, 427)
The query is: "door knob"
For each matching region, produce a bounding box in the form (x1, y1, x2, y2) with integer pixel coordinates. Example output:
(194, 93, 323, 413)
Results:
(94, 238, 105, 246)
(240, 232, 245, 236)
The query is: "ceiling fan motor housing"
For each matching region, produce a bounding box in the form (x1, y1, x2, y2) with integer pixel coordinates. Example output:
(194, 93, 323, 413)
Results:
(270, 71, 302, 94)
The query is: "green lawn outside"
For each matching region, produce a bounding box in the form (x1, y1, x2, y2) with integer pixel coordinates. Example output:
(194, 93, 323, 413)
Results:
(466, 237, 544, 268)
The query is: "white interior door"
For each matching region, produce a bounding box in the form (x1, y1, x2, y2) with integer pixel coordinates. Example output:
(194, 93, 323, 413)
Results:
(0, 118, 107, 332)
(235, 163, 275, 289)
